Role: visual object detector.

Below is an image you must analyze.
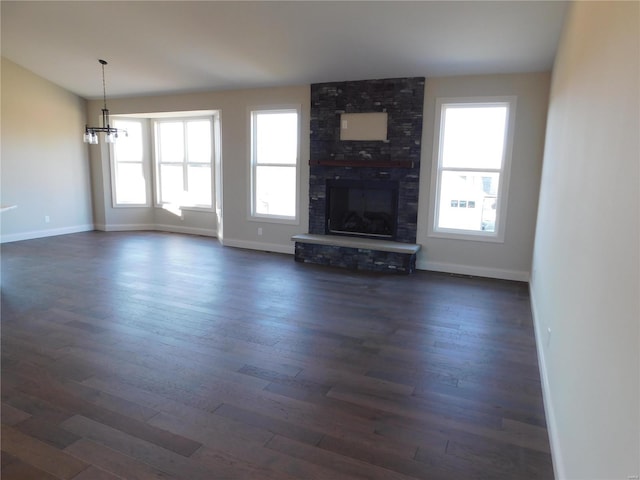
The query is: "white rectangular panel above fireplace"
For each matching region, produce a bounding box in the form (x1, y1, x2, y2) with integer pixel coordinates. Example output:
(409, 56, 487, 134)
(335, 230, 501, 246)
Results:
(340, 112, 388, 141)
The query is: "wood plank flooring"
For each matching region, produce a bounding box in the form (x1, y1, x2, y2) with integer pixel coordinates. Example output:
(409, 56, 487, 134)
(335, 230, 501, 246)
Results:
(1, 231, 554, 479)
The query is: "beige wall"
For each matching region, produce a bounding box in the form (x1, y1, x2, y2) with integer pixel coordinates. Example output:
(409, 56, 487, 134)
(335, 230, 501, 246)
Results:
(88, 86, 310, 253)
(416, 72, 550, 280)
(1, 58, 93, 242)
(5, 65, 549, 276)
(531, 2, 639, 478)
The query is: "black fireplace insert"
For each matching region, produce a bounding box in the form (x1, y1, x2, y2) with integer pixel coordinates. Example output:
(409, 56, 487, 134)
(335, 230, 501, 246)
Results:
(326, 179, 399, 240)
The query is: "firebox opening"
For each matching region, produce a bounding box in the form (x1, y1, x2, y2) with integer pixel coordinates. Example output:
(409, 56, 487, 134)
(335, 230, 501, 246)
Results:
(326, 180, 399, 240)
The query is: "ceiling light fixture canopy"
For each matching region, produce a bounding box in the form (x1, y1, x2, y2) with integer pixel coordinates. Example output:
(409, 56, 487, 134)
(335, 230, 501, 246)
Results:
(83, 59, 126, 145)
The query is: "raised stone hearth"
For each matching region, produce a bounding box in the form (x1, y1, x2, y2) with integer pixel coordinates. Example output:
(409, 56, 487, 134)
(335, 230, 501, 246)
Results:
(292, 234, 420, 274)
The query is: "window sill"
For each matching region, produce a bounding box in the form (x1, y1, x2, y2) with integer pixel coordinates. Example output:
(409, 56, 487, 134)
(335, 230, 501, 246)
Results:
(155, 205, 215, 213)
(112, 203, 151, 209)
(428, 229, 505, 243)
(248, 215, 299, 226)
(179, 206, 215, 213)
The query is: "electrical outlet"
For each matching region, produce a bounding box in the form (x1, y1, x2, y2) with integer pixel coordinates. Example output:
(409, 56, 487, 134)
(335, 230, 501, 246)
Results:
(44, 215, 50, 223)
(258, 227, 263, 236)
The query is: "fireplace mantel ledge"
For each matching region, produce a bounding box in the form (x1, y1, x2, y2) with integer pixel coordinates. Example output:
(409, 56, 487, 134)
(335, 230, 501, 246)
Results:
(309, 159, 415, 168)
(292, 234, 420, 254)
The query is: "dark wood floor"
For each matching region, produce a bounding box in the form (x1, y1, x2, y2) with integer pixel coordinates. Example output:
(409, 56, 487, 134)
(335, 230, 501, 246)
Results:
(1, 231, 554, 479)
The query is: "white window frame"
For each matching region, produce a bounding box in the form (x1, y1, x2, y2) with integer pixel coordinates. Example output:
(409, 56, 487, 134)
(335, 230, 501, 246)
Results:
(153, 116, 216, 212)
(110, 117, 150, 208)
(249, 106, 300, 224)
(428, 96, 517, 243)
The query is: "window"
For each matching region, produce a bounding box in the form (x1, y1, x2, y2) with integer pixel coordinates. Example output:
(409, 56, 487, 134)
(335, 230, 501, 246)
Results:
(111, 118, 148, 206)
(250, 108, 299, 221)
(154, 117, 213, 209)
(429, 97, 516, 242)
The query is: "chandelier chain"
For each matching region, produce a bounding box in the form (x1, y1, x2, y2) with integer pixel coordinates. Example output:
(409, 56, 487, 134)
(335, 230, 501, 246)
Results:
(83, 59, 127, 144)
(101, 60, 108, 111)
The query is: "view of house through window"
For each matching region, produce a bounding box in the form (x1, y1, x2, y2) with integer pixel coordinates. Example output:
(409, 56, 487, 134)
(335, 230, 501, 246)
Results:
(251, 108, 299, 220)
(431, 99, 515, 241)
(154, 118, 213, 209)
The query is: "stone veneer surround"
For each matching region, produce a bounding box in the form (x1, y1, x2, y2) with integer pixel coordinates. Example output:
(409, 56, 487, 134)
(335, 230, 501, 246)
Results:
(309, 77, 425, 244)
(297, 77, 425, 272)
(310, 77, 425, 165)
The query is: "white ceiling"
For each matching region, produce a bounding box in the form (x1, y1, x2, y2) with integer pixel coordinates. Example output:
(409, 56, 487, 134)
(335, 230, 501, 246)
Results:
(1, 1, 568, 100)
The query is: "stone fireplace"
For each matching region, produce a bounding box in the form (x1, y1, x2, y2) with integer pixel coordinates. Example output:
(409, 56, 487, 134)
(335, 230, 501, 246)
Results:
(293, 77, 425, 273)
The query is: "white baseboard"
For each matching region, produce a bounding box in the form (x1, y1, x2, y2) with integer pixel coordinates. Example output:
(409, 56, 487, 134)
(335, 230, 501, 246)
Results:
(529, 282, 563, 480)
(221, 238, 294, 255)
(417, 259, 530, 282)
(95, 223, 216, 238)
(0, 224, 94, 244)
(94, 223, 155, 232)
(153, 224, 216, 237)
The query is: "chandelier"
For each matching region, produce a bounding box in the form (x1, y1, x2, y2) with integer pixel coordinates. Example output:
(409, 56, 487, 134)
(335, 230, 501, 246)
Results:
(83, 59, 126, 144)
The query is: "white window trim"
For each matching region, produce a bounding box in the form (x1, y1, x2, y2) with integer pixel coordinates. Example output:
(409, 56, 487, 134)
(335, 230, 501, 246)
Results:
(427, 96, 517, 243)
(110, 117, 151, 208)
(248, 105, 301, 225)
(153, 115, 217, 212)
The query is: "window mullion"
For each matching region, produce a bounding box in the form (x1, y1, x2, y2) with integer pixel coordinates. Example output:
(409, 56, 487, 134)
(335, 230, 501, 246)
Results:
(257, 162, 296, 168)
(183, 122, 189, 193)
